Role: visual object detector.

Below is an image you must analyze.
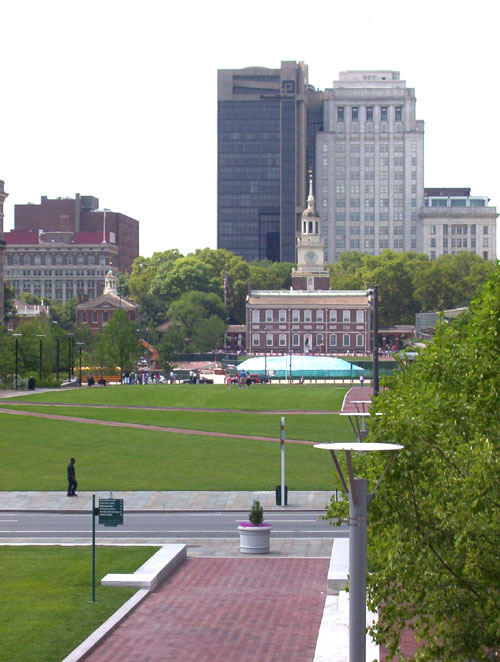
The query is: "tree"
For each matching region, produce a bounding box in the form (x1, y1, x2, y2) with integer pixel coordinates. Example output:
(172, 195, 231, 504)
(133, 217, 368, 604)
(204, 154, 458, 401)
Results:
(3, 283, 16, 324)
(96, 311, 140, 380)
(344, 267, 500, 660)
(165, 291, 227, 352)
(157, 336, 177, 373)
(191, 315, 226, 352)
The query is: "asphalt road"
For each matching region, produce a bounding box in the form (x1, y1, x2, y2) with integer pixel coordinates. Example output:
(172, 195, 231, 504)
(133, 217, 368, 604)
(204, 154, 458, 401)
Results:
(0, 511, 348, 541)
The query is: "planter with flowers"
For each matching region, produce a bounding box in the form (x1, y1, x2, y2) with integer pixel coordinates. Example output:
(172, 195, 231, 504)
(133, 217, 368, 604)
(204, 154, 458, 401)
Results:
(238, 499, 272, 554)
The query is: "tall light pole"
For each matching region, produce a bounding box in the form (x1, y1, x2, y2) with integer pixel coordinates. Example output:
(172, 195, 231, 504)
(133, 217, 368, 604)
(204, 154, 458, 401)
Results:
(314, 442, 402, 662)
(36, 334, 46, 383)
(67, 334, 73, 380)
(13, 333, 22, 390)
(77, 342, 84, 386)
(367, 286, 379, 397)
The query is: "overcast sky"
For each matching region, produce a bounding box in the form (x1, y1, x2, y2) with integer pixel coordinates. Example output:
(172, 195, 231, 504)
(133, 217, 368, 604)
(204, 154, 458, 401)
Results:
(1, 0, 498, 258)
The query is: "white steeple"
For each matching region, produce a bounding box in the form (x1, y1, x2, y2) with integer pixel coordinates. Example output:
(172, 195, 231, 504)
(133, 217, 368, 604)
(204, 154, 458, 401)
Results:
(103, 268, 118, 295)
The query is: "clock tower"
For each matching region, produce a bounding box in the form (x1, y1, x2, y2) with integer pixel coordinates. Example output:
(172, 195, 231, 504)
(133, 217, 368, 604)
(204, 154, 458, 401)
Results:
(292, 176, 329, 291)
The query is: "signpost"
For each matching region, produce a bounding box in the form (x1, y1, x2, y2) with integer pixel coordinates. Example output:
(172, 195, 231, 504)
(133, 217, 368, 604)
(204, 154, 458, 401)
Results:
(91, 494, 124, 601)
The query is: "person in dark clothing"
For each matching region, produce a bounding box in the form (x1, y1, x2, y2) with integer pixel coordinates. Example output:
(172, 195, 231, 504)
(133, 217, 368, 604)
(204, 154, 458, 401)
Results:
(67, 458, 77, 496)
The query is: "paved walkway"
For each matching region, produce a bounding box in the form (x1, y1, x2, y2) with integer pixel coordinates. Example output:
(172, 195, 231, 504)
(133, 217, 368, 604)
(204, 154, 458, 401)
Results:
(83, 557, 329, 662)
(0, 489, 333, 512)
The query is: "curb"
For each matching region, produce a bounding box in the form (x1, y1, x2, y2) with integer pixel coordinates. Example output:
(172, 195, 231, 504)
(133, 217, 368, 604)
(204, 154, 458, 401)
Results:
(61, 544, 187, 662)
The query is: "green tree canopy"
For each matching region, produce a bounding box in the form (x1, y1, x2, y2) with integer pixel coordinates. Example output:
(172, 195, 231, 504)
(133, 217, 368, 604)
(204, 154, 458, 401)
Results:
(351, 266, 500, 660)
(95, 311, 140, 377)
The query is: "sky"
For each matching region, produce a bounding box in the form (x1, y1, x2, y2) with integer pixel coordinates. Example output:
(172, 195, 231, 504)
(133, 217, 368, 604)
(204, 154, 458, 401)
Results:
(1, 0, 499, 259)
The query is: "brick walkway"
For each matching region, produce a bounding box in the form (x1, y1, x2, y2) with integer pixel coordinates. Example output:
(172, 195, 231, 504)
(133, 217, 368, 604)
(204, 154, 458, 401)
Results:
(84, 558, 329, 662)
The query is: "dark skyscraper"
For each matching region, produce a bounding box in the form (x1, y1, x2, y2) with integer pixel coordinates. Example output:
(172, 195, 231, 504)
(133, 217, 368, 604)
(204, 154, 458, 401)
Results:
(217, 62, 322, 263)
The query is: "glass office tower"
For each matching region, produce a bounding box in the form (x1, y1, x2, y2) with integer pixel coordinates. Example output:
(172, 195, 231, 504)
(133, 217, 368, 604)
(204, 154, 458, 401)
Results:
(217, 62, 322, 263)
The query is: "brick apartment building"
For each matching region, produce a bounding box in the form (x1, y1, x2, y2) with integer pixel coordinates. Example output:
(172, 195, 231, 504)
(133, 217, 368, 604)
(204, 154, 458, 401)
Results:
(3, 192, 139, 304)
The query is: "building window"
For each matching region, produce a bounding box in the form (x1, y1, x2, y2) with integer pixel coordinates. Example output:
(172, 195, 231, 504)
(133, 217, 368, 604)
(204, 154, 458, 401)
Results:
(356, 310, 364, 323)
(343, 334, 350, 347)
(329, 310, 337, 322)
(252, 334, 260, 346)
(351, 106, 359, 121)
(431, 238, 436, 248)
(252, 310, 260, 323)
(337, 107, 344, 121)
(483, 252, 489, 260)
(279, 310, 286, 323)
(92, 312, 98, 323)
(304, 310, 312, 322)
(81, 312, 87, 323)
(292, 309, 300, 322)
(316, 334, 324, 347)
(56, 254, 63, 265)
(483, 226, 489, 234)
(380, 106, 388, 121)
(329, 333, 337, 347)
(343, 310, 350, 323)
(265, 310, 273, 322)
(366, 106, 373, 121)
(279, 334, 287, 347)
(395, 106, 402, 121)
(266, 334, 273, 347)
(23, 255, 30, 265)
(356, 334, 364, 347)
(316, 310, 324, 322)
(292, 334, 300, 347)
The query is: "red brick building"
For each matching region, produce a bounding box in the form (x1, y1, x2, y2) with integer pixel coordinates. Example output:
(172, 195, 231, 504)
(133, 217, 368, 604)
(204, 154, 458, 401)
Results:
(246, 181, 372, 354)
(76, 269, 137, 334)
(3, 192, 139, 305)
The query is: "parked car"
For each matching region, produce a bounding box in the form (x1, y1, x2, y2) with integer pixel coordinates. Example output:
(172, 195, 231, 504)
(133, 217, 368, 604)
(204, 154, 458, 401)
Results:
(230, 373, 269, 385)
(181, 376, 214, 384)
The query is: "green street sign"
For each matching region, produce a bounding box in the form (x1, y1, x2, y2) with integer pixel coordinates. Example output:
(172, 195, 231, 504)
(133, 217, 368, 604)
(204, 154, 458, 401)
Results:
(98, 498, 124, 527)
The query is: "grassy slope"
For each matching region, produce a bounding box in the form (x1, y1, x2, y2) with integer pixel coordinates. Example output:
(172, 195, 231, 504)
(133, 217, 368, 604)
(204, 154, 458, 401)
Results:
(1, 414, 345, 490)
(0, 546, 157, 662)
(3, 383, 347, 411)
(3, 404, 352, 441)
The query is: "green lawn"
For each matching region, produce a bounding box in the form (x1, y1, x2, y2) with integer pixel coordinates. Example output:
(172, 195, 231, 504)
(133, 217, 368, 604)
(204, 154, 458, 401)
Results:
(2, 414, 343, 490)
(3, 383, 347, 411)
(0, 546, 157, 662)
(3, 404, 353, 442)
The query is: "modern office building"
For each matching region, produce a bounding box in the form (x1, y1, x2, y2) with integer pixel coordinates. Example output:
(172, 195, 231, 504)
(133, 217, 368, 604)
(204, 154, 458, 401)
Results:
(420, 188, 497, 261)
(0, 180, 7, 321)
(3, 193, 139, 304)
(218, 61, 323, 263)
(316, 71, 425, 263)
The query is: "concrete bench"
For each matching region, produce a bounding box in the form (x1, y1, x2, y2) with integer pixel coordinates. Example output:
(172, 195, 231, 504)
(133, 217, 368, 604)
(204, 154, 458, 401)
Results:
(102, 544, 187, 591)
(327, 538, 349, 594)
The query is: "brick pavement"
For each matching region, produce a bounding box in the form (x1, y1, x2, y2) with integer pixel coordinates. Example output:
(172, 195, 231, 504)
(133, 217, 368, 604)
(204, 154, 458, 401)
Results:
(84, 558, 329, 662)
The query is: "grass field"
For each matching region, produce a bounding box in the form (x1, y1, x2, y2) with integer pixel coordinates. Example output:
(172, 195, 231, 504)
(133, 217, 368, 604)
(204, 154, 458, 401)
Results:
(4, 383, 347, 411)
(3, 404, 352, 441)
(1, 384, 352, 490)
(0, 546, 157, 662)
(1, 413, 345, 490)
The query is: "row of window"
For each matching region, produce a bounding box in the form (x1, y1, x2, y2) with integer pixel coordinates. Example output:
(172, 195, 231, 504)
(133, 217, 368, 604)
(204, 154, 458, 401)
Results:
(334, 198, 417, 208)
(331, 142, 407, 153)
(429, 224, 488, 235)
(334, 239, 408, 249)
(330, 157, 410, 167)
(9, 254, 109, 266)
(80, 311, 109, 324)
(430, 238, 487, 248)
(250, 309, 365, 323)
(252, 333, 365, 348)
(7, 269, 106, 277)
(334, 212, 412, 222)
(337, 106, 403, 122)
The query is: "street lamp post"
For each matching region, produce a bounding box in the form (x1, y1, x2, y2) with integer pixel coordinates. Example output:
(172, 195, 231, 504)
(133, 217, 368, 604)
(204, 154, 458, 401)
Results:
(36, 334, 46, 383)
(77, 343, 84, 386)
(56, 338, 60, 384)
(67, 335, 74, 380)
(12, 334, 22, 390)
(367, 286, 379, 397)
(314, 442, 402, 662)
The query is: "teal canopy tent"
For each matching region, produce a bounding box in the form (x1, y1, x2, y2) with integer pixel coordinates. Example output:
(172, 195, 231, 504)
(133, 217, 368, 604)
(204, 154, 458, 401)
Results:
(237, 355, 364, 379)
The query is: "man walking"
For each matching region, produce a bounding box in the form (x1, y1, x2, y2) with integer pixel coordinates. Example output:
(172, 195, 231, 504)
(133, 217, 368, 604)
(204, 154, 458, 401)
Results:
(67, 457, 77, 497)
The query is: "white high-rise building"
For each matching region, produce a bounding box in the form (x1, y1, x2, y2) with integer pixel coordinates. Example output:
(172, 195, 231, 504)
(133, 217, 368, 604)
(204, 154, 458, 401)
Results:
(316, 71, 425, 262)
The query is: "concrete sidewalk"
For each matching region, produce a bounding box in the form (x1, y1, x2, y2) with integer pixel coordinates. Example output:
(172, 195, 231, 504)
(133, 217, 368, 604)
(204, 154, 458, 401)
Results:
(0, 490, 334, 512)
